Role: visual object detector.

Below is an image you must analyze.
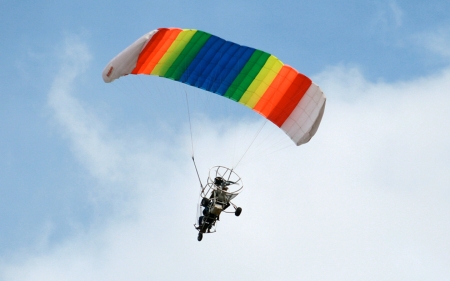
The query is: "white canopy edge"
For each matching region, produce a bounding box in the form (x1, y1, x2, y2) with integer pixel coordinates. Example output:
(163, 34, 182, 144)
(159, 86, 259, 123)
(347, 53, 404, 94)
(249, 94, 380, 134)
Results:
(102, 30, 158, 83)
(281, 83, 326, 146)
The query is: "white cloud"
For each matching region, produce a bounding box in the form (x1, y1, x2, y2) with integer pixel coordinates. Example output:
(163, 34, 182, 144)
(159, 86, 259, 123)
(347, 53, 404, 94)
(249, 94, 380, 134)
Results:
(1, 40, 450, 280)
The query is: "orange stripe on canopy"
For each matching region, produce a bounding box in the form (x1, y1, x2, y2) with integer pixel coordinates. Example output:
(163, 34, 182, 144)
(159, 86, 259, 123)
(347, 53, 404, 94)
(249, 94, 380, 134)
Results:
(132, 28, 182, 74)
(132, 28, 168, 74)
(253, 65, 297, 117)
(268, 73, 312, 126)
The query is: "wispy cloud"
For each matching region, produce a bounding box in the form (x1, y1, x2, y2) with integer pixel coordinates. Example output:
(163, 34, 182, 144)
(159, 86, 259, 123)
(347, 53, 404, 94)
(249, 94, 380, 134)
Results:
(389, 1, 403, 28)
(46, 36, 179, 208)
(371, 0, 404, 31)
(1, 38, 450, 280)
(415, 26, 450, 59)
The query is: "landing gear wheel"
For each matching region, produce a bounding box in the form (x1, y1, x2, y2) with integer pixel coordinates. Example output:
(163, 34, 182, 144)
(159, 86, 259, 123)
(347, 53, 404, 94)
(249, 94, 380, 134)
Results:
(235, 207, 242, 216)
(197, 232, 203, 241)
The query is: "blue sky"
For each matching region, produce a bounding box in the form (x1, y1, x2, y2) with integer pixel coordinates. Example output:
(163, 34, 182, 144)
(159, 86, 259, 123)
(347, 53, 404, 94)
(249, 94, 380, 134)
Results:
(1, 0, 450, 280)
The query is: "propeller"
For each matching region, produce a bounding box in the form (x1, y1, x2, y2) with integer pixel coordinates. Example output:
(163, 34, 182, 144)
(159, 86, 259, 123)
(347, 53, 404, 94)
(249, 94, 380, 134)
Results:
(224, 180, 237, 186)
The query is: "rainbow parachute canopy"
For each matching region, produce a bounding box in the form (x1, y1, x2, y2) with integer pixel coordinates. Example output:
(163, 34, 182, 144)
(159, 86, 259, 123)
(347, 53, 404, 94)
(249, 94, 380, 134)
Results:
(103, 27, 326, 145)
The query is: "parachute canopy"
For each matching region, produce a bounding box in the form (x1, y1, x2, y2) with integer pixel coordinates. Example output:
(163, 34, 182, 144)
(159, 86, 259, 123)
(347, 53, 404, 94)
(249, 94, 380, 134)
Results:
(103, 28, 326, 145)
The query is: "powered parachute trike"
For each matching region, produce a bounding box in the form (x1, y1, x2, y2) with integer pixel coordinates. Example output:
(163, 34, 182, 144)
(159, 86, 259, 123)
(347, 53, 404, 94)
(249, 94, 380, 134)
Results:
(102, 27, 327, 242)
(195, 166, 243, 241)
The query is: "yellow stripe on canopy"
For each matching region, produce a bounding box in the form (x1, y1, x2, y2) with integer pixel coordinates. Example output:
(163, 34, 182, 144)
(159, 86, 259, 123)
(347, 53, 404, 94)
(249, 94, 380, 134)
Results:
(238, 56, 283, 108)
(151, 29, 197, 76)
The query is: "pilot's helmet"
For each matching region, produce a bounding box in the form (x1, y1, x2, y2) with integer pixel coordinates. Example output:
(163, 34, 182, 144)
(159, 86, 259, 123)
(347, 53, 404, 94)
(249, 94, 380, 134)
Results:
(214, 177, 224, 186)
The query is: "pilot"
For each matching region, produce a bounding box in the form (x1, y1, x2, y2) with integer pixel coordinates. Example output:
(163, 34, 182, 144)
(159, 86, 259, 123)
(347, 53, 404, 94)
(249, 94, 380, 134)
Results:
(211, 177, 231, 214)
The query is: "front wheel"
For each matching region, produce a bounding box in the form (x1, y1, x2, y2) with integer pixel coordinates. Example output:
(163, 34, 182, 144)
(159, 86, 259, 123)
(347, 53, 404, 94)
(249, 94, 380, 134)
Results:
(197, 232, 203, 241)
(235, 207, 242, 216)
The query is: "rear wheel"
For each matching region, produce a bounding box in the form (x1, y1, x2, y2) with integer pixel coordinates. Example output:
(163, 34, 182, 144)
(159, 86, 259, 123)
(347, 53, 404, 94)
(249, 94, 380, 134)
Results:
(235, 207, 242, 216)
(197, 232, 203, 241)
